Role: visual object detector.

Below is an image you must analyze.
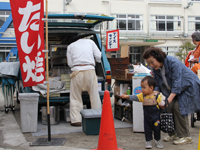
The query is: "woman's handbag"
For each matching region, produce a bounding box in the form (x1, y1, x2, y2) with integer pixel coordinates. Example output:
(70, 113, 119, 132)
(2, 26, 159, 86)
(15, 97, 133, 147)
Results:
(160, 99, 175, 133)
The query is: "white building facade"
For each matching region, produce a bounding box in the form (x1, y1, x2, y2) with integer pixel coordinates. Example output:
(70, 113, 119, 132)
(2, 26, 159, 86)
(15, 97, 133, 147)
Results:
(1, 0, 200, 63)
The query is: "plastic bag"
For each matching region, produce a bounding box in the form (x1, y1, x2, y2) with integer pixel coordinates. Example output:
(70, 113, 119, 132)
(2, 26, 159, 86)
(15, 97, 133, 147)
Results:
(134, 64, 151, 73)
(121, 100, 130, 107)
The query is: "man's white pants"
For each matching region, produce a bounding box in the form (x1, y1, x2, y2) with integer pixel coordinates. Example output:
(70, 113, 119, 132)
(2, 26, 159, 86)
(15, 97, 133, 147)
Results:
(70, 69, 101, 123)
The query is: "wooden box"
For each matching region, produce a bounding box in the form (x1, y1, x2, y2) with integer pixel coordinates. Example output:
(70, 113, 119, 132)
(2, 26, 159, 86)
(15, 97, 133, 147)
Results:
(109, 57, 129, 78)
(113, 69, 126, 78)
(108, 57, 129, 65)
(111, 65, 128, 78)
(127, 73, 134, 79)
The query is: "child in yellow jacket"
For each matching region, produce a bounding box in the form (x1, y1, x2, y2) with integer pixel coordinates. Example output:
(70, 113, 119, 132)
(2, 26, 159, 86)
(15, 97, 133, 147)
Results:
(121, 76, 165, 149)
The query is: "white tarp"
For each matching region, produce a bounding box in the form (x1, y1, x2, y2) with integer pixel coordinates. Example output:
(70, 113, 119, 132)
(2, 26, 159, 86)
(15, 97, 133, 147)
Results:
(0, 62, 20, 78)
(32, 78, 66, 97)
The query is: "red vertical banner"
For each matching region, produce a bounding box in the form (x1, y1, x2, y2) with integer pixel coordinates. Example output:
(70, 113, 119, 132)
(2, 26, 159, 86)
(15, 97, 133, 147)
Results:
(10, 0, 45, 87)
(106, 29, 120, 52)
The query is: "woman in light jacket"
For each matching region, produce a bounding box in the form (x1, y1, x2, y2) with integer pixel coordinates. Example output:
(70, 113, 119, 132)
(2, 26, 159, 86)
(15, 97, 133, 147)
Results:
(143, 47, 200, 145)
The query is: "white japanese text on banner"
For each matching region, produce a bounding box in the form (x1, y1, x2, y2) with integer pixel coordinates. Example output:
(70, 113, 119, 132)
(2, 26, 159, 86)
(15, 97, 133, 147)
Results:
(10, 0, 45, 87)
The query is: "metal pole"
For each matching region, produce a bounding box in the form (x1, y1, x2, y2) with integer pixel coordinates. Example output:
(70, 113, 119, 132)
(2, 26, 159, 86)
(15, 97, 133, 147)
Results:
(45, 0, 51, 142)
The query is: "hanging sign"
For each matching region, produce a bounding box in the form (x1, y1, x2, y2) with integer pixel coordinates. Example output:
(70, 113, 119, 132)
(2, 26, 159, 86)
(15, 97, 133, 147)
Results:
(106, 29, 120, 52)
(10, 0, 45, 87)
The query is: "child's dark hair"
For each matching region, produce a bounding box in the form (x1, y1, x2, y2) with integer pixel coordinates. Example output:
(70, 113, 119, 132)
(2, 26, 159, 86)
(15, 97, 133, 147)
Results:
(141, 76, 156, 89)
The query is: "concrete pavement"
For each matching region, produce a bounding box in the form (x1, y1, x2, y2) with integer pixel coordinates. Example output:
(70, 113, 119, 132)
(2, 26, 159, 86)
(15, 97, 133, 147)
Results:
(0, 86, 200, 150)
(0, 88, 89, 150)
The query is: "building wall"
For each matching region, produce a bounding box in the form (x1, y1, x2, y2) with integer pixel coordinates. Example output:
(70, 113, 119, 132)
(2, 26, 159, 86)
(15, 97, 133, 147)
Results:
(45, 0, 64, 13)
(63, 0, 198, 39)
(62, 0, 199, 62)
(1, 0, 200, 63)
(66, 0, 106, 14)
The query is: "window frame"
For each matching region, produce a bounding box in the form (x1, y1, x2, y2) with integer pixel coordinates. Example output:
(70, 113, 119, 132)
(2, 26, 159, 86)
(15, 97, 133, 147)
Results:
(113, 14, 144, 31)
(129, 46, 141, 64)
(0, 10, 11, 29)
(0, 47, 12, 62)
(188, 16, 200, 32)
(110, 49, 121, 58)
(155, 46, 179, 58)
(150, 15, 181, 32)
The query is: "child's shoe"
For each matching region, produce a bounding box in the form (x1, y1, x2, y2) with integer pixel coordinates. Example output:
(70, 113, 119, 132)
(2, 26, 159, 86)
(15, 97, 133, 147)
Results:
(155, 140, 164, 149)
(145, 141, 152, 149)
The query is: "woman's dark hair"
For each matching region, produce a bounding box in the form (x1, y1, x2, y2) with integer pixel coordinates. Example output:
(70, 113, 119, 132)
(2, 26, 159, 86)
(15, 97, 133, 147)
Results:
(141, 76, 156, 89)
(143, 47, 167, 63)
(191, 32, 200, 42)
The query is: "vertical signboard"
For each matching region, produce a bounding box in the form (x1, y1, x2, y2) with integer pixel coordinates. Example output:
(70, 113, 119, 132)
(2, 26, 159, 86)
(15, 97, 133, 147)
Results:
(10, 0, 45, 87)
(106, 29, 120, 52)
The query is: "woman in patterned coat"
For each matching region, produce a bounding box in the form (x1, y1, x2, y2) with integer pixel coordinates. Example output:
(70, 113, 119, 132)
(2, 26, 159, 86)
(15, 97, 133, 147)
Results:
(143, 47, 200, 145)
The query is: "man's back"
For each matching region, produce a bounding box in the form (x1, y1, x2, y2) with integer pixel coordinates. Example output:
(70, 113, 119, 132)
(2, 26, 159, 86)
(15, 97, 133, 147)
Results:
(67, 39, 101, 71)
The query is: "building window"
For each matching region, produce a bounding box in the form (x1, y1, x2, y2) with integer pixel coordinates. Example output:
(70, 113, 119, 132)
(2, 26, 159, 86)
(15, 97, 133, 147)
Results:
(156, 46, 179, 58)
(129, 47, 141, 64)
(188, 16, 200, 31)
(150, 15, 181, 31)
(113, 14, 143, 31)
(0, 47, 11, 62)
(0, 10, 11, 29)
(110, 50, 121, 58)
(8, 22, 14, 28)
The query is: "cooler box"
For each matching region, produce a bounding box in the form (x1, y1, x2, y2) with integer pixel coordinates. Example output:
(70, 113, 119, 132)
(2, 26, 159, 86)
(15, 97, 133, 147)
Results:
(80, 109, 101, 135)
(132, 73, 150, 132)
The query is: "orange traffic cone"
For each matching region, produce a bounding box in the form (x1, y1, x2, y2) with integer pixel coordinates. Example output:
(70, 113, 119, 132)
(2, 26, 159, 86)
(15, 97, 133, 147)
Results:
(91, 90, 123, 150)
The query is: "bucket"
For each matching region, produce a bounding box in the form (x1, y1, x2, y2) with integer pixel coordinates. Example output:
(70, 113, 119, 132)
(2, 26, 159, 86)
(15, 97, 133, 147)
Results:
(41, 106, 60, 125)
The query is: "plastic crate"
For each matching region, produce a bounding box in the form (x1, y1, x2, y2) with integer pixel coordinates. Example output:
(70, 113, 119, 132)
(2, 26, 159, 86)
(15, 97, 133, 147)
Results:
(80, 109, 101, 135)
(124, 106, 132, 123)
(114, 104, 125, 120)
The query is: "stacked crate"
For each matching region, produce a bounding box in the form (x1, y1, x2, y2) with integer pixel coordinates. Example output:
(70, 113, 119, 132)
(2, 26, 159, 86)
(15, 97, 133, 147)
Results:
(108, 57, 129, 78)
(61, 74, 71, 90)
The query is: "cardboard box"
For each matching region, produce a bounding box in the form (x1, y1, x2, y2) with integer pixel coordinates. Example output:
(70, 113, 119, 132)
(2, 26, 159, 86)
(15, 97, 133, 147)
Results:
(121, 45, 129, 58)
(125, 69, 129, 78)
(114, 86, 120, 96)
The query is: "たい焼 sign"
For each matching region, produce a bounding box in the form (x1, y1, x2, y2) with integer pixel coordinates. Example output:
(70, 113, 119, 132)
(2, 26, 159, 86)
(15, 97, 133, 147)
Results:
(10, 0, 45, 87)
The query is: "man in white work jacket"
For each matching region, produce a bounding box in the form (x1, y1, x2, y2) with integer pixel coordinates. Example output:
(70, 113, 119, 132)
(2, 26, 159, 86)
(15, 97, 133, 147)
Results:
(67, 38, 102, 126)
